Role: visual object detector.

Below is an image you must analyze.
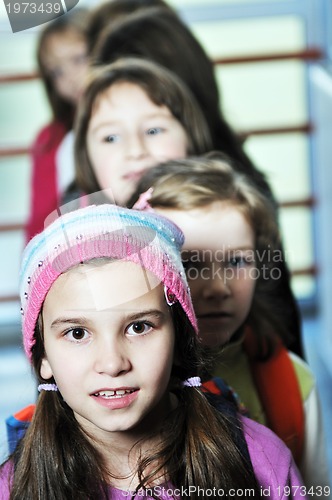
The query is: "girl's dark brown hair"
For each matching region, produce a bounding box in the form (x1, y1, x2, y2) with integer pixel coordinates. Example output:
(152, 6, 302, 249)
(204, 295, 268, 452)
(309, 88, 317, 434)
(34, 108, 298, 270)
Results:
(8, 294, 259, 498)
(87, 0, 173, 54)
(37, 8, 89, 131)
(74, 57, 213, 196)
(92, 7, 274, 203)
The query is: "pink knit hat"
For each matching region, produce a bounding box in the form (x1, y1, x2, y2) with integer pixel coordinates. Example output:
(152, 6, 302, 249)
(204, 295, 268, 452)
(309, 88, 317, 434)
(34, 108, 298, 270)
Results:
(19, 204, 197, 361)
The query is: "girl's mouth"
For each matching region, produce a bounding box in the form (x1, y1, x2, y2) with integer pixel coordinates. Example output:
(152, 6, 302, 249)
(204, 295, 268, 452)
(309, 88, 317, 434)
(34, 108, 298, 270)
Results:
(91, 388, 139, 409)
(93, 389, 135, 399)
(198, 312, 231, 319)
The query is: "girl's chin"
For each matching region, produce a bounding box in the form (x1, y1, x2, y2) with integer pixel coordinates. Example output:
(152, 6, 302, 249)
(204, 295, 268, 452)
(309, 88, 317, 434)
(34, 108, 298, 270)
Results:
(199, 329, 233, 348)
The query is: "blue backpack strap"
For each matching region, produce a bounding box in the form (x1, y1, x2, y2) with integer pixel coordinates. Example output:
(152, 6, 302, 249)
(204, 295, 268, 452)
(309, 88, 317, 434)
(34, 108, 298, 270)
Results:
(6, 404, 35, 454)
(202, 377, 249, 416)
(202, 377, 252, 467)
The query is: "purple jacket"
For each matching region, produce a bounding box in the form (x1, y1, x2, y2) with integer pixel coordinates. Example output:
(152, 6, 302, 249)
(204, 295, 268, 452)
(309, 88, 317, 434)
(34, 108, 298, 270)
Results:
(0, 417, 309, 499)
(243, 416, 309, 499)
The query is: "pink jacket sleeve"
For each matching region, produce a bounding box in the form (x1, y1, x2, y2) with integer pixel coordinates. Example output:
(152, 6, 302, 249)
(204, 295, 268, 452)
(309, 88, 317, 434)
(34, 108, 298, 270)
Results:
(0, 461, 13, 500)
(243, 416, 312, 499)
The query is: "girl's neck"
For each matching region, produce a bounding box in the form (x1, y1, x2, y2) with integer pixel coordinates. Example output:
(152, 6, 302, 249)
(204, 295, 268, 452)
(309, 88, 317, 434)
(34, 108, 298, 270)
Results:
(94, 429, 165, 490)
(91, 392, 177, 490)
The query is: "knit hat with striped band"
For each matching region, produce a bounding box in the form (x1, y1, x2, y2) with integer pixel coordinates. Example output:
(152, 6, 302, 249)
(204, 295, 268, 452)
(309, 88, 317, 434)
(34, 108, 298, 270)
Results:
(20, 204, 197, 361)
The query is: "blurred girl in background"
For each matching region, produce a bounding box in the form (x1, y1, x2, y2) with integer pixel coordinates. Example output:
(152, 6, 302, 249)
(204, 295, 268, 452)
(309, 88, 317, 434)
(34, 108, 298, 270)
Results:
(25, 9, 89, 242)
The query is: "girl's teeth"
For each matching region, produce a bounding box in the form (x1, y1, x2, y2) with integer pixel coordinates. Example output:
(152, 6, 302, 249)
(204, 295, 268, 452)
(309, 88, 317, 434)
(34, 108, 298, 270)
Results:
(96, 390, 132, 398)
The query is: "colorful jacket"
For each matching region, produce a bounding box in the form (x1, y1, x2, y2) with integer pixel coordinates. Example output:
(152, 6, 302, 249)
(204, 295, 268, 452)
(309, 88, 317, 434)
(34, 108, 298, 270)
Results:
(212, 327, 330, 490)
(0, 416, 310, 499)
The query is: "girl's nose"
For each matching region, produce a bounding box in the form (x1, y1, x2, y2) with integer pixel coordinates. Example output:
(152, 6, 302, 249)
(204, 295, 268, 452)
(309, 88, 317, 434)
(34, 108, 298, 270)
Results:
(202, 268, 232, 300)
(94, 337, 131, 377)
(126, 134, 148, 160)
(62, 64, 78, 86)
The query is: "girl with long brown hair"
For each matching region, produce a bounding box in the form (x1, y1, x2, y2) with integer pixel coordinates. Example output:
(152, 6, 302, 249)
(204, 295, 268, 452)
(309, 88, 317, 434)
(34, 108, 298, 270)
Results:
(25, 9, 89, 242)
(1, 204, 306, 499)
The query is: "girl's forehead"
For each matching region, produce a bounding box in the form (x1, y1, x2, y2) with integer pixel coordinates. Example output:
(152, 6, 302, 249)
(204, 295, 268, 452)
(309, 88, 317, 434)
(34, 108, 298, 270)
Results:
(195, 201, 254, 232)
(93, 81, 150, 107)
(42, 29, 86, 65)
(47, 260, 163, 312)
(158, 202, 255, 251)
(88, 82, 177, 128)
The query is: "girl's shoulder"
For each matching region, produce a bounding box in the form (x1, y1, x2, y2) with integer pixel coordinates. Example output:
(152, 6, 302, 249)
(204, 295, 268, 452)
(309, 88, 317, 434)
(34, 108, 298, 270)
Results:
(243, 415, 293, 459)
(242, 417, 307, 498)
(0, 460, 13, 500)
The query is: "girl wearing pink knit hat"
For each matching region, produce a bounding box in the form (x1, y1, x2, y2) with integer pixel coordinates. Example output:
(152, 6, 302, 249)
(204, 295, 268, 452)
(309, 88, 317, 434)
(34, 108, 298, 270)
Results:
(1, 205, 307, 499)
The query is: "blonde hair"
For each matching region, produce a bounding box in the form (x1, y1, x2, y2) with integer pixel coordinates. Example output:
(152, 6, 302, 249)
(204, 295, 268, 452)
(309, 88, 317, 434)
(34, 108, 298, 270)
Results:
(133, 153, 280, 254)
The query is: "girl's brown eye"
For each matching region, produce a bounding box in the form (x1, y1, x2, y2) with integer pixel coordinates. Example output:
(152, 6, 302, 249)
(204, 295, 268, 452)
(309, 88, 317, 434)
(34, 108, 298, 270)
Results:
(72, 328, 85, 339)
(65, 328, 88, 342)
(132, 323, 145, 334)
(127, 322, 152, 336)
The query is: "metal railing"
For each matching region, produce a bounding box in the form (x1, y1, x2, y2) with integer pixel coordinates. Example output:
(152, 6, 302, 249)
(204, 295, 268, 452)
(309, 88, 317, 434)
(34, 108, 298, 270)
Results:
(0, 47, 322, 302)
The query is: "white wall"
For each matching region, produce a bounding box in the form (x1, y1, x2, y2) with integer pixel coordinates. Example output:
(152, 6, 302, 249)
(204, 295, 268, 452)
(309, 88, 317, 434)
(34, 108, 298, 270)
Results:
(310, 64, 332, 367)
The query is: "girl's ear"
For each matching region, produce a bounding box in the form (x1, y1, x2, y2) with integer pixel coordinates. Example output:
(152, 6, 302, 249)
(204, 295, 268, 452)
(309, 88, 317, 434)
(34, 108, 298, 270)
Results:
(40, 357, 53, 380)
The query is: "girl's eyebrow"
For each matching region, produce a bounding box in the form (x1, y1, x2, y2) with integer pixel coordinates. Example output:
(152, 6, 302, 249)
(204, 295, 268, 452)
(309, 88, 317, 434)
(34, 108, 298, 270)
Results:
(90, 120, 119, 132)
(124, 309, 165, 322)
(90, 113, 172, 134)
(182, 246, 254, 258)
(227, 246, 255, 251)
(50, 310, 165, 329)
(50, 317, 90, 329)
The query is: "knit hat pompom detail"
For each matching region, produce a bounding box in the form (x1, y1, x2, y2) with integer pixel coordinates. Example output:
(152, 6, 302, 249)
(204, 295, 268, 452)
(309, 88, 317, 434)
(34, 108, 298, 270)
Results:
(20, 204, 197, 361)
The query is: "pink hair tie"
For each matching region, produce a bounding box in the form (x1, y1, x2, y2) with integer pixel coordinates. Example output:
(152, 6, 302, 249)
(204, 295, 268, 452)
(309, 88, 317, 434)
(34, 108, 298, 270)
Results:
(133, 187, 154, 212)
(182, 377, 201, 388)
(38, 383, 58, 392)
